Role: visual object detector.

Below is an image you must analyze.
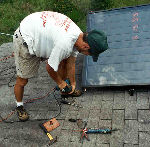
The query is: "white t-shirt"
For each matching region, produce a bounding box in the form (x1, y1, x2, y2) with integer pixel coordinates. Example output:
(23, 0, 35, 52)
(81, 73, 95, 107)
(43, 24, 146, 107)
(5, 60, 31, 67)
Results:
(19, 11, 82, 71)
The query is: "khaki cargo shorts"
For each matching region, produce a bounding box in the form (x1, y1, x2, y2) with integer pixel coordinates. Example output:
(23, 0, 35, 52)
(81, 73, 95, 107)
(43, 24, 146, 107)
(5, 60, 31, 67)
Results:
(13, 28, 41, 79)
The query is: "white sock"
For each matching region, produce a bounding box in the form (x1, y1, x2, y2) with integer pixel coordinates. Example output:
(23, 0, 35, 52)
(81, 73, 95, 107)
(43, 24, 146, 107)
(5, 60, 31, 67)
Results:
(16, 102, 23, 107)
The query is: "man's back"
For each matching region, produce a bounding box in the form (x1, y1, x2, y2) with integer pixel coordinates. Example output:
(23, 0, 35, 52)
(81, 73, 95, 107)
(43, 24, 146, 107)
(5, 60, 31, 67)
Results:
(19, 11, 81, 59)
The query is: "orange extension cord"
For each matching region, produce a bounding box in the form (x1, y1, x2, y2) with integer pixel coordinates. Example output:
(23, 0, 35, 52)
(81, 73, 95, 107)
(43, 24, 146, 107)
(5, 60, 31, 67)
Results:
(0, 52, 14, 62)
(0, 88, 56, 123)
(0, 53, 58, 123)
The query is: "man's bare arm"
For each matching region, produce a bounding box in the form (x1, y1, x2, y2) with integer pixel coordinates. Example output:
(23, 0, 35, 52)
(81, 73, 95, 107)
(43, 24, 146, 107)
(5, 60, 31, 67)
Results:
(46, 63, 67, 89)
(66, 56, 76, 93)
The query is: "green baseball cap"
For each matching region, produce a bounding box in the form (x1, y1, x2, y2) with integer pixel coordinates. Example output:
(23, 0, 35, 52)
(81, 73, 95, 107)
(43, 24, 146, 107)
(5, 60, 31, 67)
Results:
(87, 29, 108, 62)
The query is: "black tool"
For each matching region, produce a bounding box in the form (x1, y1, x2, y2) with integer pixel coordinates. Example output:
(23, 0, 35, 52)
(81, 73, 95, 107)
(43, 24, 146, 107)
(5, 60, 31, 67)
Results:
(128, 88, 135, 96)
(55, 79, 72, 93)
(68, 118, 77, 122)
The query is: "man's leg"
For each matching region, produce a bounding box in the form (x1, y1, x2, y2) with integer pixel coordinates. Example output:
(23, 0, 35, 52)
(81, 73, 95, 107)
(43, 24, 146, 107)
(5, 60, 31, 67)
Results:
(14, 76, 28, 102)
(14, 76, 29, 121)
(13, 28, 41, 121)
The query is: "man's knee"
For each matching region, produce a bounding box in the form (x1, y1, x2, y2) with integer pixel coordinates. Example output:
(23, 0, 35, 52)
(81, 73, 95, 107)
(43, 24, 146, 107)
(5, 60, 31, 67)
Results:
(16, 76, 28, 87)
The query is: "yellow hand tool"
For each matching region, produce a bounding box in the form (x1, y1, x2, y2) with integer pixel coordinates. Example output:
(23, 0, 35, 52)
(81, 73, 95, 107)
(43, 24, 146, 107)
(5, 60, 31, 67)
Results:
(39, 123, 57, 145)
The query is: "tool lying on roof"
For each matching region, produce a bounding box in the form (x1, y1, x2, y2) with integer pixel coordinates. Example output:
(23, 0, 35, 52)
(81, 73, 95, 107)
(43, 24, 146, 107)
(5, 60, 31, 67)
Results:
(75, 120, 119, 142)
(39, 123, 57, 145)
(128, 88, 135, 96)
(60, 97, 82, 108)
(39, 118, 59, 145)
(43, 118, 60, 132)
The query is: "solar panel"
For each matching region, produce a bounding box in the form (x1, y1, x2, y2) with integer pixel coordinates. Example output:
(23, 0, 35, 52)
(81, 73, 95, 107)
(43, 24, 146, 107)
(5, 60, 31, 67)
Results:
(82, 4, 150, 87)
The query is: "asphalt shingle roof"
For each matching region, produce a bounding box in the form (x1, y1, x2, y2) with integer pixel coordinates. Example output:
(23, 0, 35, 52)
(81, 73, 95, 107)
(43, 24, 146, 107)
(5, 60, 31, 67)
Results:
(0, 43, 150, 147)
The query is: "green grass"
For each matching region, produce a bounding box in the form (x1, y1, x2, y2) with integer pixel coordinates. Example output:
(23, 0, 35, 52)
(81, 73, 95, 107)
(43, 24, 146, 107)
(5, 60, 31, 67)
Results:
(0, 0, 52, 45)
(0, 0, 87, 45)
(112, 0, 150, 9)
(1, 0, 150, 45)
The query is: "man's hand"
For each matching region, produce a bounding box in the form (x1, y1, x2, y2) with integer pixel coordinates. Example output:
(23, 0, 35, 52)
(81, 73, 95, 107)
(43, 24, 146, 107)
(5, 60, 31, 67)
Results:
(58, 80, 67, 91)
(58, 80, 75, 94)
(68, 83, 75, 94)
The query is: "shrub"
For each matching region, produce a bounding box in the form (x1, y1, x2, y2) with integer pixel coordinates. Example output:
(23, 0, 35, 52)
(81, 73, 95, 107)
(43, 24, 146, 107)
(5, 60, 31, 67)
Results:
(46, 0, 85, 23)
(90, 0, 113, 11)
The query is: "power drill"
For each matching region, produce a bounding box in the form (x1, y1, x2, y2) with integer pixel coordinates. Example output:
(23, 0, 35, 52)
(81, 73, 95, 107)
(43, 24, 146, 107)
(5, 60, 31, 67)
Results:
(55, 79, 72, 93)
